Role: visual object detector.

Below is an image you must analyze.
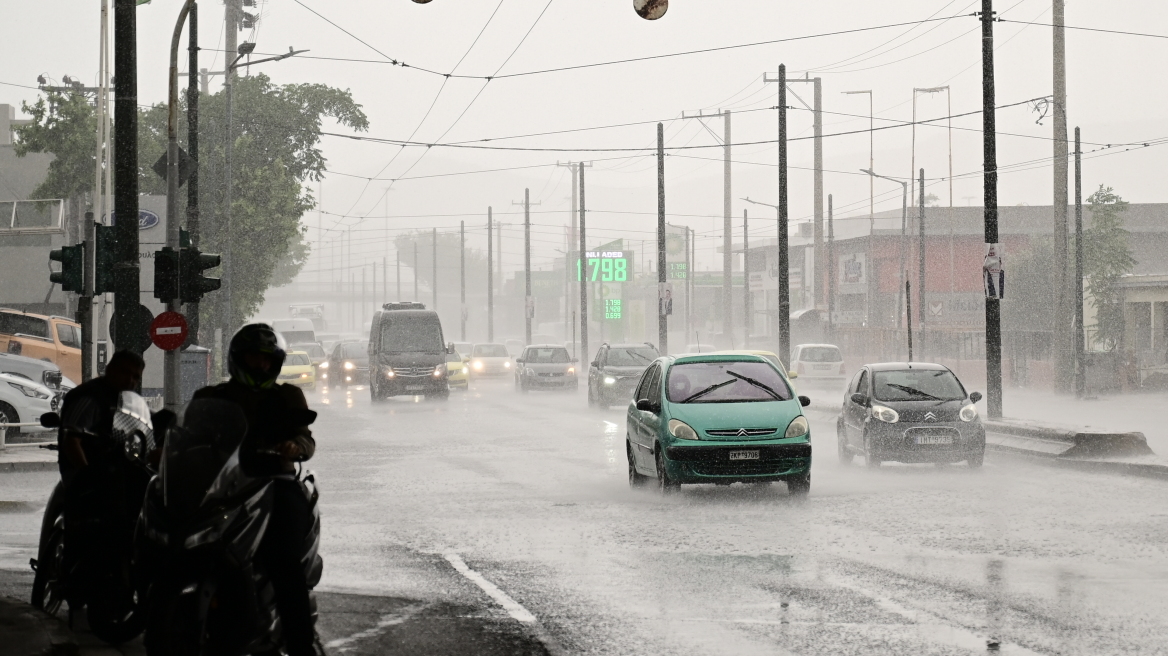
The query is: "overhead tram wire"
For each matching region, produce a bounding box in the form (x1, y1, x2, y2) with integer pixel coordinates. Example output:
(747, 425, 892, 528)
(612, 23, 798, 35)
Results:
(996, 19, 1168, 40)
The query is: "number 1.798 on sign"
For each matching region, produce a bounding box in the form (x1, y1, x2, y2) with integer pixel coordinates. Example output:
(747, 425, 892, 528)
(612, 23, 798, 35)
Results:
(576, 251, 630, 282)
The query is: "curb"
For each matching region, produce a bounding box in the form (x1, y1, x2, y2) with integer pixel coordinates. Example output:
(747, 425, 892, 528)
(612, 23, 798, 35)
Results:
(982, 418, 1153, 458)
(985, 443, 1168, 481)
(0, 596, 78, 656)
(0, 461, 58, 473)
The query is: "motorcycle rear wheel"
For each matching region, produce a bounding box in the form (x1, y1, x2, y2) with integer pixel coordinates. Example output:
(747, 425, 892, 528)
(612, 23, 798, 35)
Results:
(30, 522, 65, 615)
(88, 589, 146, 645)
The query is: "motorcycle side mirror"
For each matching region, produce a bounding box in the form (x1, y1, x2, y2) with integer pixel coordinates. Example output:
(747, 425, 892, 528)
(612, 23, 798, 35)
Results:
(39, 412, 60, 429)
(850, 393, 868, 406)
(969, 391, 983, 404)
(799, 395, 811, 407)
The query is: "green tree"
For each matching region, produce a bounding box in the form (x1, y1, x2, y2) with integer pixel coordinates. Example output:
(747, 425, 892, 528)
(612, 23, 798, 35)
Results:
(1083, 185, 1135, 350)
(13, 90, 99, 229)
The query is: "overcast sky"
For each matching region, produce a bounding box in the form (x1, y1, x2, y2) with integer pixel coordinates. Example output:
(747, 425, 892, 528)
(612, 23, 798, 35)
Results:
(4, 0, 1166, 275)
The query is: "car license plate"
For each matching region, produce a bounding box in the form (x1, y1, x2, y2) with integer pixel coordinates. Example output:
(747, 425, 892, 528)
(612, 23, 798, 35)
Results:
(813, 364, 832, 370)
(729, 450, 760, 461)
(916, 435, 954, 445)
(406, 385, 425, 391)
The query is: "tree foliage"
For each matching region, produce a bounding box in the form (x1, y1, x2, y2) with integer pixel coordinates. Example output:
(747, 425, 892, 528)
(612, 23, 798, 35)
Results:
(14, 90, 98, 203)
(1083, 185, 1135, 350)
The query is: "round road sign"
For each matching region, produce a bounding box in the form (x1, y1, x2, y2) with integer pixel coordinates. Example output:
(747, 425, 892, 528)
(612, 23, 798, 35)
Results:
(150, 311, 189, 351)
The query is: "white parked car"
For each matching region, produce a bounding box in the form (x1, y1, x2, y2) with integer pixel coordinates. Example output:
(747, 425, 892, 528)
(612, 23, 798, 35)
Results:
(790, 343, 847, 385)
(470, 343, 513, 376)
(0, 372, 57, 439)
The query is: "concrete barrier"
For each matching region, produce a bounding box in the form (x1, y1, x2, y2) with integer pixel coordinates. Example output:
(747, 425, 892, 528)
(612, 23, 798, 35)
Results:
(983, 418, 1154, 459)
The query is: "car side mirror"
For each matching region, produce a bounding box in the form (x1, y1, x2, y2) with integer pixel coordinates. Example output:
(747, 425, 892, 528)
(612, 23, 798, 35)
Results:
(446, 343, 455, 354)
(969, 391, 982, 403)
(798, 395, 811, 407)
(591, 361, 599, 368)
(515, 359, 523, 365)
(850, 393, 868, 406)
(635, 399, 658, 413)
(788, 371, 799, 379)
(39, 412, 60, 429)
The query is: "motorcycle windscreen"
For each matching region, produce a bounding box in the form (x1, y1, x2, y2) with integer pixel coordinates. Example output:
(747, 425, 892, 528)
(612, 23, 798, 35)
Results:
(113, 391, 155, 461)
(162, 399, 249, 514)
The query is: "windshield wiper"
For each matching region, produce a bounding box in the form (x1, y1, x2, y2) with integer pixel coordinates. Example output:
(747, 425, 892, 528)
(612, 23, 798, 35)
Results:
(726, 370, 783, 400)
(682, 378, 737, 403)
(625, 350, 654, 364)
(885, 383, 940, 400)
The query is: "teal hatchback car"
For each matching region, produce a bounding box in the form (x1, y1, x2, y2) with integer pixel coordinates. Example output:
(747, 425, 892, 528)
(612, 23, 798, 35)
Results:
(626, 353, 812, 496)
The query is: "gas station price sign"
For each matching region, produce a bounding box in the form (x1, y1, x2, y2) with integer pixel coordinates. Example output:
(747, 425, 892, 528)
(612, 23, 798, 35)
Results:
(576, 250, 631, 282)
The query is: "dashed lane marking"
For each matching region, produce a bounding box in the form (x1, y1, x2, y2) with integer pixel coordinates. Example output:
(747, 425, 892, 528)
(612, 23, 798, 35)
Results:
(325, 604, 426, 653)
(444, 553, 536, 623)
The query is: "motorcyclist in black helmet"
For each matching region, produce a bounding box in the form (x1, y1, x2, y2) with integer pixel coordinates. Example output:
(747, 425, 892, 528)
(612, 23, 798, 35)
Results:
(192, 323, 319, 656)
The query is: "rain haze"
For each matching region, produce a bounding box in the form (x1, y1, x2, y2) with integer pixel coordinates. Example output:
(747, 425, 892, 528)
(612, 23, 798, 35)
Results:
(1, 1, 1168, 654)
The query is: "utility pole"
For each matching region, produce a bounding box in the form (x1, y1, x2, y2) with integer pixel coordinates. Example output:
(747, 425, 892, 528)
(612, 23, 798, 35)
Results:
(771, 74, 824, 309)
(918, 169, 927, 359)
(981, 0, 1003, 418)
(1074, 127, 1084, 398)
(114, 0, 142, 359)
(763, 65, 793, 360)
(487, 208, 494, 342)
(186, 0, 200, 345)
(685, 226, 692, 346)
(827, 195, 835, 341)
(413, 241, 419, 301)
(396, 251, 400, 300)
(723, 110, 732, 346)
(742, 209, 750, 347)
(1053, 0, 1072, 392)
(460, 220, 466, 341)
(906, 279, 914, 362)
(558, 162, 575, 342)
(657, 123, 668, 355)
(221, 0, 239, 349)
(579, 166, 588, 364)
(432, 227, 437, 309)
(513, 190, 540, 346)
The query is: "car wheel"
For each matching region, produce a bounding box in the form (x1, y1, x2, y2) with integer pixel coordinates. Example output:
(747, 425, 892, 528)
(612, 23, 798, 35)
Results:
(786, 472, 811, 497)
(627, 441, 648, 488)
(837, 420, 853, 466)
(655, 448, 680, 494)
(0, 402, 18, 441)
(967, 451, 985, 468)
(864, 434, 881, 468)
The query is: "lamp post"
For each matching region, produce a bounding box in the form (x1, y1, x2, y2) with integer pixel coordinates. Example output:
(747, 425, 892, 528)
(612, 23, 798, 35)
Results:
(911, 86, 953, 207)
(862, 169, 909, 342)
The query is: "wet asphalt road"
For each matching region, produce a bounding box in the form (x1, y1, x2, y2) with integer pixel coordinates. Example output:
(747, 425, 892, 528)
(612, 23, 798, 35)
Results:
(3, 377, 1168, 654)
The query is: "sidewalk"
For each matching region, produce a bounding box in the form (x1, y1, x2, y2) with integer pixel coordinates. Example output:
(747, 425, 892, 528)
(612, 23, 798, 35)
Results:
(0, 444, 56, 473)
(1, 595, 75, 655)
(999, 387, 1168, 456)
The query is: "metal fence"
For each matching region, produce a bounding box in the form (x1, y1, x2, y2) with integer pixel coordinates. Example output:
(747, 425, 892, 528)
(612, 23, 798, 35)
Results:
(0, 199, 64, 232)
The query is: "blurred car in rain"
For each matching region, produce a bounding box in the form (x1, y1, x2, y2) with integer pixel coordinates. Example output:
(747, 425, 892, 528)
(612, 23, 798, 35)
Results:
(290, 341, 327, 370)
(713, 350, 788, 374)
(790, 343, 846, 386)
(272, 318, 316, 347)
(838, 362, 985, 468)
(626, 353, 811, 495)
(279, 351, 316, 390)
(587, 342, 658, 409)
(504, 339, 525, 358)
(368, 303, 450, 401)
(0, 371, 57, 440)
(470, 343, 513, 377)
(515, 344, 578, 392)
(326, 340, 369, 388)
(0, 309, 82, 384)
(0, 352, 72, 392)
(451, 342, 474, 360)
(446, 349, 469, 390)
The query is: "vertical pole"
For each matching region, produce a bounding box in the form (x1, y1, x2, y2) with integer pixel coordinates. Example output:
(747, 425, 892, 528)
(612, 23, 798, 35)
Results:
(812, 77, 824, 309)
(524, 189, 532, 346)
(869, 93, 874, 223)
(897, 183, 908, 332)
(1074, 127, 1085, 398)
(569, 163, 577, 342)
(947, 88, 954, 207)
(432, 227, 437, 309)
(460, 220, 466, 341)
(828, 195, 835, 340)
(685, 226, 691, 346)
(579, 167, 588, 364)
(722, 110, 733, 346)
(906, 279, 914, 362)
(222, 0, 237, 351)
(413, 241, 419, 301)
(396, 251, 400, 301)
(488, 209, 494, 342)
(982, 0, 1003, 418)
(114, 0, 142, 360)
(1052, 0, 1071, 392)
(187, 0, 200, 345)
(777, 65, 791, 362)
(911, 92, 917, 207)
(657, 123, 668, 355)
(382, 256, 386, 303)
(81, 211, 94, 381)
(742, 209, 750, 347)
(919, 168, 927, 356)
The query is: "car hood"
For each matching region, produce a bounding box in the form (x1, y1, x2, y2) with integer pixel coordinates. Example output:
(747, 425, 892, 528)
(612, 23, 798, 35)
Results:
(666, 399, 804, 439)
(602, 366, 646, 376)
(872, 398, 968, 423)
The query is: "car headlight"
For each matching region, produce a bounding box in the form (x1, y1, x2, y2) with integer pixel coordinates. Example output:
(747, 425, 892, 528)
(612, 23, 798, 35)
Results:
(473, 360, 483, 370)
(433, 365, 445, 378)
(871, 405, 899, 423)
(784, 415, 809, 438)
(504, 361, 511, 368)
(960, 404, 978, 422)
(567, 366, 575, 374)
(668, 419, 699, 440)
(604, 376, 616, 385)
(386, 369, 395, 378)
(300, 373, 309, 379)
(8, 381, 49, 400)
(462, 367, 468, 374)
(321, 373, 328, 379)
(344, 361, 355, 370)
(319, 361, 329, 369)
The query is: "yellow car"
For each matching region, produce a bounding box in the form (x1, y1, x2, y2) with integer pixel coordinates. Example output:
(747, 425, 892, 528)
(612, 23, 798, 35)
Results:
(446, 350, 469, 390)
(279, 351, 316, 390)
(713, 349, 797, 382)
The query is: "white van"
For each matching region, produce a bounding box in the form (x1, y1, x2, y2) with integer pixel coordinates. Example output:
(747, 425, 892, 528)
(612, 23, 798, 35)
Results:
(271, 318, 316, 346)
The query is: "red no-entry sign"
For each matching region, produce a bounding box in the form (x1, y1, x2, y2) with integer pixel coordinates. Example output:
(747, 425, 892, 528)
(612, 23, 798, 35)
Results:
(150, 311, 189, 351)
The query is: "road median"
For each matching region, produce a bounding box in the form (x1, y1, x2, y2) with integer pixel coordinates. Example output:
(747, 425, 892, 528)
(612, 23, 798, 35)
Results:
(984, 418, 1168, 480)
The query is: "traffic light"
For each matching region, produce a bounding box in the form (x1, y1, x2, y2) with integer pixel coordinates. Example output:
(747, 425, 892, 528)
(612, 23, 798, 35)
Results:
(179, 247, 221, 303)
(93, 224, 115, 294)
(49, 244, 84, 293)
(154, 246, 179, 302)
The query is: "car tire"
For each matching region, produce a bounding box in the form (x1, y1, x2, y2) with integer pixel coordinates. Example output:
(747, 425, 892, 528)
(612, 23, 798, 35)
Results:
(786, 472, 811, 497)
(655, 448, 679, 494)
(864, 434, 882, 469)
(837, 420, 853, 466)
(0, 402, 19, 441)
(627, 441, 648, 488)
(967, 451, 985, 468)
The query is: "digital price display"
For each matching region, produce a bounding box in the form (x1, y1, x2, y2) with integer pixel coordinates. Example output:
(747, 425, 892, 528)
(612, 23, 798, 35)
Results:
(605, 299, 622, 319)
(576, 250, 631, 282)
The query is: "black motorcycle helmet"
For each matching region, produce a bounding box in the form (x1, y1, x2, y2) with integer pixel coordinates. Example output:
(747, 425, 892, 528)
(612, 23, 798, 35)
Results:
(228, 323, 287, 390)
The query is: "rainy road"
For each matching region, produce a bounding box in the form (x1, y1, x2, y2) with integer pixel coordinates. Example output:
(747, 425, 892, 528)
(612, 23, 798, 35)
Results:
(303, 378, 1168, 655)
(2, 379, 1168, 654)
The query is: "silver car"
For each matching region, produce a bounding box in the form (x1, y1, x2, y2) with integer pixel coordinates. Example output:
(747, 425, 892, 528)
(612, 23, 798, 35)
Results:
(515, 345, 578, 392)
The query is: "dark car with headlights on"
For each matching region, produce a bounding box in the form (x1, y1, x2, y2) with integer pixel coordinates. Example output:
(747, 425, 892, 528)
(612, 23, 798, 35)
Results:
(325, 340, 369, 388)
(588, 343, 658, 409)
(837, 362, 985, 468)
(515, 345, 578, 392)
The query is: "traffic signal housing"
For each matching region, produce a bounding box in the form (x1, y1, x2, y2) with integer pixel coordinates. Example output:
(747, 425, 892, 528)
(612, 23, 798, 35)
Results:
(154, 247, 179, 302)
(93, 224, 115, 294)
(179, 247, 221, 303)
(49, 244, 84, 293)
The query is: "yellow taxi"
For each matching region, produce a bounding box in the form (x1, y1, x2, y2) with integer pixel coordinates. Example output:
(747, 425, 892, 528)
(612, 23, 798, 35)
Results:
(279, 351, 316, 390)
(713, 349, 798, 384)
(446, 348, 469, 390)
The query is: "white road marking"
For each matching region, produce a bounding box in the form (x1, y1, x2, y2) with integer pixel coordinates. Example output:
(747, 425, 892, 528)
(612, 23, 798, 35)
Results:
(444, 553, 537, 623)
(325, 604, 425, 653)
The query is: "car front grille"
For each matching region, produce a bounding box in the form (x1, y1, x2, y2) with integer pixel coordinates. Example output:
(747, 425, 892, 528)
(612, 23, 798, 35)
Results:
(691, 461, 791, 476)
(666, 444, 811, 462)
(392, 366, 433, 377)
(705, 428, 778, 437)
(537, 372, 565, 377)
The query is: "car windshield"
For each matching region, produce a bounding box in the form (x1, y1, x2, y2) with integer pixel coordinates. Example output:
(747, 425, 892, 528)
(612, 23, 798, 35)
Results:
(292, 343, 325, 358)
(872, 369, 966, 402)
(285, 354, 311, 366)
(607, 347, 657, 366)
(667, 361, 793, 403)
(380, 316, 443, 353)
(342, 342, 368, 359)
(0, 313, 49, 338)
(799, 346, 842, 362)
(525, 348, 570, 363)
(474, 344, 509, 357)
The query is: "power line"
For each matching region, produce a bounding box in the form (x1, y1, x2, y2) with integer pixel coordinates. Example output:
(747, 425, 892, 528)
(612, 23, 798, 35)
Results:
(997, 19, 1168, 40)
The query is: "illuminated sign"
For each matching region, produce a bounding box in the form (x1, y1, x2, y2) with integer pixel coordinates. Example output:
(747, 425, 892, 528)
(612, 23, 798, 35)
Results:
(576, 250, 631, 282)
(605, 298, 622, 319)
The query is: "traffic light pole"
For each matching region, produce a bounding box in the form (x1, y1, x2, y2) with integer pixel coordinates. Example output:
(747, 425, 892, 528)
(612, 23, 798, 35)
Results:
(187, 0, 200, 345)
(114, 0, 142, 362)
(165, 0, 195, 412)
(579, 167, 588, 366)
(487, 208, 494, 342)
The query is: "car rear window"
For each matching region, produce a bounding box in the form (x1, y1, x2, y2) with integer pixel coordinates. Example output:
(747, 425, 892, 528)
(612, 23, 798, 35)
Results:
(872, 369, 966, 402)
(342, 342, 368, 359)
(0, 313, 49, 338)
(474, 344, 509, 357)
(607, 347, 657, 366)
(286, 354, 311, 366)
(798, 346, 842, 363)
(667, 361, 793, 403)
(525, 348, 570, 363)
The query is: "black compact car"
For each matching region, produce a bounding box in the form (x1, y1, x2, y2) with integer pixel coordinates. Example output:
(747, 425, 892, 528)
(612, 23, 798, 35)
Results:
(837, 362, 985, 468)
(587, 343, 658, 409)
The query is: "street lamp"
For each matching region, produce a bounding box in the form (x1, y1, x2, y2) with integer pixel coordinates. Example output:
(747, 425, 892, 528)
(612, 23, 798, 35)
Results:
(842, 90, 874, 229)
(742, 196, 789, 359)
(911, 86, 953, 207)
(861, 169, 910, 340)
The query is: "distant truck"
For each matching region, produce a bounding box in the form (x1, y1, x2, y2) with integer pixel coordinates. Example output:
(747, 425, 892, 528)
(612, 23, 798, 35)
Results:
(288, 304, 327, 332)
(0, 308, 82, 384)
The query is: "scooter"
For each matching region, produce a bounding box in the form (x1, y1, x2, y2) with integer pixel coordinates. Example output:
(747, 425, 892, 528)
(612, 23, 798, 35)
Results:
(137, 398, 323, 656)
(30, 391, 157, 645)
